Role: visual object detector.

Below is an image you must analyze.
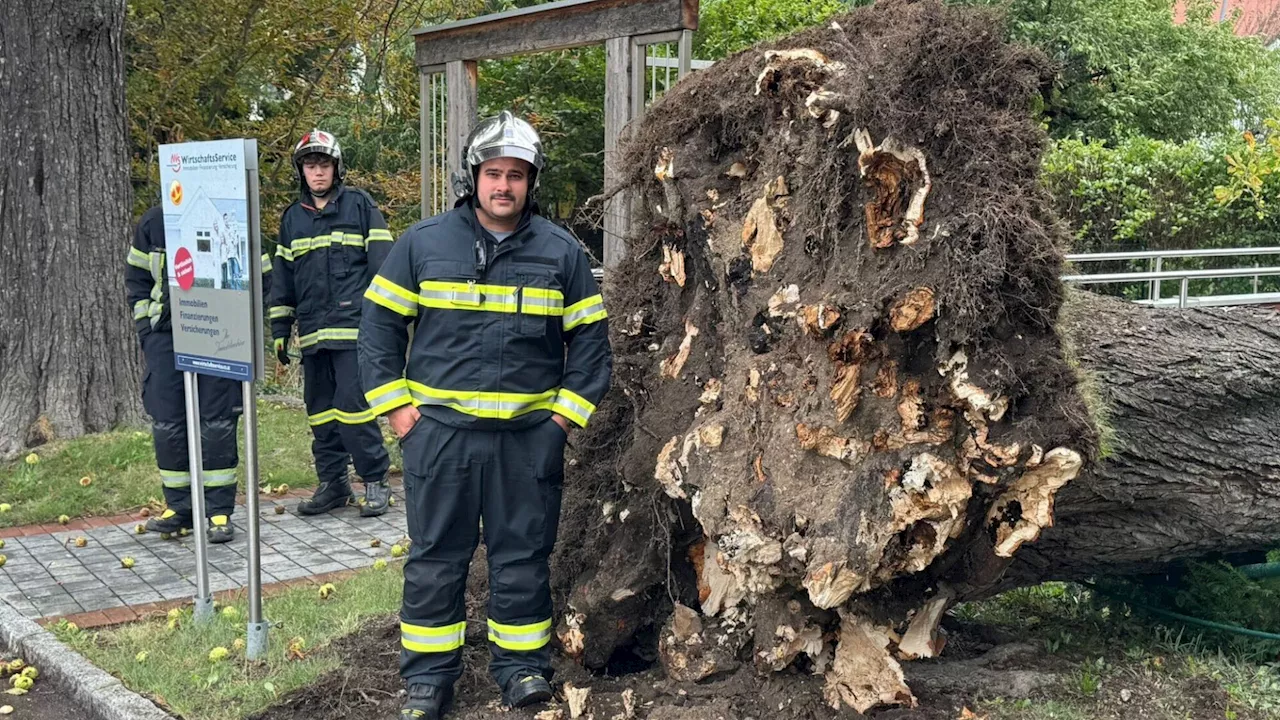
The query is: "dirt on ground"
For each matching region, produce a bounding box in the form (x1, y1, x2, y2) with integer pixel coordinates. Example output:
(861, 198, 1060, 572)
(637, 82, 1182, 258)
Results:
(251, 613, 1254, 720)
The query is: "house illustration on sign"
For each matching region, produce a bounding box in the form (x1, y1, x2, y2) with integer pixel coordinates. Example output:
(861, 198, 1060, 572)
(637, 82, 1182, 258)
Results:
(164, 186, 249, 290)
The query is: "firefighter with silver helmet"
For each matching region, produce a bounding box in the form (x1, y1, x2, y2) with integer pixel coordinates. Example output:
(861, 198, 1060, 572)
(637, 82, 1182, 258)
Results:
(271, 129, 395, 517)
(358, 111, 612, 718)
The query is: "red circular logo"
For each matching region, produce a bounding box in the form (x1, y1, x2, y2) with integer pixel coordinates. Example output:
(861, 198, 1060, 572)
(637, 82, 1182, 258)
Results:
(174, 247, 195, 291)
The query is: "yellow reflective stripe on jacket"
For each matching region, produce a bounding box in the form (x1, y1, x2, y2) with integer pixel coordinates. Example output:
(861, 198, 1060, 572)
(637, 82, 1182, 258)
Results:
(278, 231, 368, 263)
(149, 251, 165, 282)
(261, 252, 273, 273)
(204, 468, 238, 488)
(298, 328, 359, 347)
(268, 306, 296, 320)
(308, 407, 375, 426)
(133, 299, 150, 320)
(365, 276, 419, 317)
(407, 382, 556, 420)
(563, 294, 607, 330)
(552, 388, 596, 428)
(367, 228, 393, 245)
(127, 247, 151, 270)
(401, 621, 466, 653)
(160, 469, 190, 488)
(486, 618, 551, 651)
(417, 281, 564, 315)
(366, 379, 413, 416)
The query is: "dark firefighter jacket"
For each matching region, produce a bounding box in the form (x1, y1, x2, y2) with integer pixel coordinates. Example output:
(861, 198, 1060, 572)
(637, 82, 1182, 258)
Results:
(126, 206, 272, 342)
(270, 186, 393, 354)
(357, 202, 611, 431)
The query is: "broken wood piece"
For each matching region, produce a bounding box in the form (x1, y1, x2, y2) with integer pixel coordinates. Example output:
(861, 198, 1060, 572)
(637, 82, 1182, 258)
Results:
(889, 287, 936, 332)
(898, 593, 952, 660)
(768, 284, 801, 318)
(824, 612, 917, 713)
(987, 447, 1083, 557)
(564, 683, 591, 719)
(741, 197, 785, 273)
(799, 303, 841, 337)
(830, 363, 861, 423)
(853, 129, 932, 247)
(755, 48, 845, 95)
(659, 243, 687, 286)
(660, 320, 699, 379)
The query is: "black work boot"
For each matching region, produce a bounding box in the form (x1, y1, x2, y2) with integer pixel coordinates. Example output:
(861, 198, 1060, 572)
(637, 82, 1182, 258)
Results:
(296, 479, 355, 516)
(400, 683, 452, 719)
(502, 674, 552, 709)
(145, 509, 192, 538)
(360, 480, 392, 517)
(208, 515, 235, 544)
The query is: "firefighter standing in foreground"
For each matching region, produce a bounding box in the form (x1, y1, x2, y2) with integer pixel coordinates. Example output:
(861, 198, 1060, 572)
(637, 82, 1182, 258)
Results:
(127, 206, 273, 542)
(271, 130, 395, 517)
(358, 111, 612, 719)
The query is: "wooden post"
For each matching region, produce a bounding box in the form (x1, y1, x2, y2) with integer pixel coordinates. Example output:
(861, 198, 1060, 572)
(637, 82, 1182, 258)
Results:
(445, 60, 478, 194)
(419, 70, 432, 219)
(604, 36, 632, 269)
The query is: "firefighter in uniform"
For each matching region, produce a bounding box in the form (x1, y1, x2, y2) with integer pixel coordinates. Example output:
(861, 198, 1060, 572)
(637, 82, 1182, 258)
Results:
(126, 206, 274, 542)
(271, 130, 395, 516)
(359, 111, 612, 719)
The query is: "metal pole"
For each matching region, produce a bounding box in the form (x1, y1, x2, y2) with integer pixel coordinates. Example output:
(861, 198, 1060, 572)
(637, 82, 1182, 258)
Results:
(183, 371, 214, 622)
(1179, 277, 1189, 309)
(677, 29, 693, 80)
(1151, 256, 1162, 301)
(1254, 263, 1260, 294)
(243, 380, 268, 659)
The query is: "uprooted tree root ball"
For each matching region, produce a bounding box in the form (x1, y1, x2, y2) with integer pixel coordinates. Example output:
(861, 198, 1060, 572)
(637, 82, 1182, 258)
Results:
(547, 0, 1098, 711)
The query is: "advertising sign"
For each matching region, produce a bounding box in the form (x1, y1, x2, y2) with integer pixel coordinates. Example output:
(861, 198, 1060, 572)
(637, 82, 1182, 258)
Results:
(158, 139, 263, 381)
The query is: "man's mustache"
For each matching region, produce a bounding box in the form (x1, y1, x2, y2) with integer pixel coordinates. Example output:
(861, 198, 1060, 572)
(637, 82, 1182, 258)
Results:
(490, 193, 515, 201)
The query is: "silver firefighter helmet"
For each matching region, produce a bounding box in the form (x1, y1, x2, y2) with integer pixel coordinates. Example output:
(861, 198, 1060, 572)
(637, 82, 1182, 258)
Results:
(292, 129, 346, 194)
(451, 110, 544, 199)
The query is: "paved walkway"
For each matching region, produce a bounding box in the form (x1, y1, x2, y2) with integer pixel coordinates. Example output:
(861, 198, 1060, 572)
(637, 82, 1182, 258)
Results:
(0, 488, 407, 623)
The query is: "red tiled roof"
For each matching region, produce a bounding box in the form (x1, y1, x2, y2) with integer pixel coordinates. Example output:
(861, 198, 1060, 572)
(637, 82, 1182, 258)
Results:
(1175, 0, 1280, 41)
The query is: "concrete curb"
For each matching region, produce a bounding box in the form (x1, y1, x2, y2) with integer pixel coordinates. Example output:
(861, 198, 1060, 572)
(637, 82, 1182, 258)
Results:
(0, 596, 175, 720)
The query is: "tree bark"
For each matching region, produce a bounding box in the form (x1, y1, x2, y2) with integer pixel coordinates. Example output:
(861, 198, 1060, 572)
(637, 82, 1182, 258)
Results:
(0, 0, 140, 459)
(1007, 291, 1280, 585)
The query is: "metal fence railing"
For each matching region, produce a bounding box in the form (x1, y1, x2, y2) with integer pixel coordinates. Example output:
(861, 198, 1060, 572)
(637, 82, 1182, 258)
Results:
(1062, 247, 1280, 308)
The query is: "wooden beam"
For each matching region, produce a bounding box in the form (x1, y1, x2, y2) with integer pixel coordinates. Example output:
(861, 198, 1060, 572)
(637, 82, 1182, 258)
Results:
(419, 70, 431, 219)
(604, 36, 632, 269)
(445, 60, 477, 197)
(414, 0, 697, 67)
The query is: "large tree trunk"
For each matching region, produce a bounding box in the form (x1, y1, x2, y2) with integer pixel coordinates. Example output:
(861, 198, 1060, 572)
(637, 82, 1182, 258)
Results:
(545, 1, 1280, 713)
(1006, 291, 1280, 585)
(0, 0, 139, 458)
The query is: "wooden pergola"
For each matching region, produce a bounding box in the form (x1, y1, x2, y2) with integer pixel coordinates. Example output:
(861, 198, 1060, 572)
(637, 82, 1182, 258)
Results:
(413, 0, 699, 268)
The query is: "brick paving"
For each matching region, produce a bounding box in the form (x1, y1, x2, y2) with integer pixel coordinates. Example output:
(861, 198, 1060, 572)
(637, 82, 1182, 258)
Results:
(0, 491, 407, 623)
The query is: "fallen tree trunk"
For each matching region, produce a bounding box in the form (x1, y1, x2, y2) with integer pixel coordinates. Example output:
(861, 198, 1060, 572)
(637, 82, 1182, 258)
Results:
(547, 0, 1280, 713)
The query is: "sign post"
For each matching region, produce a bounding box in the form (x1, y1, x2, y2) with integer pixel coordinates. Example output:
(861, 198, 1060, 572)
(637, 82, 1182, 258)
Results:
(158, 140, 267, 654)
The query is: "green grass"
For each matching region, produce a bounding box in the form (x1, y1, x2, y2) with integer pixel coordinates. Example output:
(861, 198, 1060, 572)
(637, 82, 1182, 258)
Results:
(958, 582, 1280, 719)
(0, 401, 345, 528)
(52, 563, 405, 720)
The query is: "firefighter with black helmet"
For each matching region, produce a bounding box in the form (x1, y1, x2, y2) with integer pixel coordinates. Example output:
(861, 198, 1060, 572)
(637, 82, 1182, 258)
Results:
(271, 129, 395, 517)
(359, 111, 612, 718)
(126, 206, 274, 542)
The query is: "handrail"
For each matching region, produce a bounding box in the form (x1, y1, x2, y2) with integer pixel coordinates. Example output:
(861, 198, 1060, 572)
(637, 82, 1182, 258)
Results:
(1065, 247, 1280, 262)
(1060, 267, 1280, 284)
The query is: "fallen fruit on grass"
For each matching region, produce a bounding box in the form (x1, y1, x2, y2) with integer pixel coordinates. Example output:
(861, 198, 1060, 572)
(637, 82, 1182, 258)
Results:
(369, 538, 381, 548)
(274, 506, 285, 515)
(139, 507, 151, 518)
(390, 544, 405, 558)
(57, 515, 69, 525)
(222, 606, 239, 620)
(10, 676, 31, 691)
(318, 583, 336, 599)
(166, 619, 178, 630)
(0, 540, 4, 549)
(24, 453, 38, 465)
(287, 637, 306, 660)
(208, 647, 229, 662)
(274, 484, 289, 496)
(134, 524, 146, 535)
(0, 504, 10, 513)
(168, 608, 181, 620)
(233, 638, 246, 652)
(388, 497, 396, 506)
(121, 557, 135, 569)
(135, 651, 148, 663)
(20, 667, 37, 680)
(0, 556, 6, 568)
(373, 558, 388, 570)
(79, 476, 92, 487)
(6, 661, 22, 673)
(74, 537, 87, 548)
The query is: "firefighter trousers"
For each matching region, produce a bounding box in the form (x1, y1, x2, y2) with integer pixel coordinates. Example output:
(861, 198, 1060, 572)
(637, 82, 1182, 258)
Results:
(141, 332, 239, 518)
(398, 413, 565, 690)
(302, 348, 389, 486)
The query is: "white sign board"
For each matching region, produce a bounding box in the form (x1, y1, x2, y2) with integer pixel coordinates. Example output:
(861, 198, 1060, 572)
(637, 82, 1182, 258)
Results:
(157, 139, 264, 381)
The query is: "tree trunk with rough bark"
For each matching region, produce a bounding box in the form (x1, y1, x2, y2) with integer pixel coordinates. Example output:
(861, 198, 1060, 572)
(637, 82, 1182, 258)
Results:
(1006, 291, 1280, 586)
(544, 2, 1280, 713)
(0, 0, 139, 459)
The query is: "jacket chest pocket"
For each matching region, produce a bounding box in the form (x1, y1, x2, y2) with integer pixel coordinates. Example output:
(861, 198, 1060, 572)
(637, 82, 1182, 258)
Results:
(326, 228, 366, 309)
(511, 262, 562, 337)
(418, 260, 489, 357)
